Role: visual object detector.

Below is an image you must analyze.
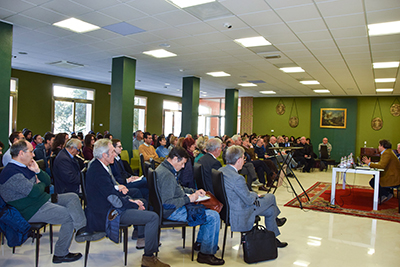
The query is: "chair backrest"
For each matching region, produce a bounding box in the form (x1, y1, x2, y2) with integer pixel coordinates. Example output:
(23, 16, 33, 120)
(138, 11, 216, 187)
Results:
(80, 167, 88, 209)
(36, 159, 46, 171)
(193, 163, 205, 190)
(147, 168, 162, 224)
(211, 169, 230, 224)
(0, 166, 4, 174)
(140, 153, 146, 177)
(320, 145, 329, 159)
(120, 150, 130, 162)
(132, 150, 140, 159)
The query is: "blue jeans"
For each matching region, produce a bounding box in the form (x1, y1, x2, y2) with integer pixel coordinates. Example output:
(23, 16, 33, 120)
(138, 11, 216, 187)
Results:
(168, 206, 220, 254)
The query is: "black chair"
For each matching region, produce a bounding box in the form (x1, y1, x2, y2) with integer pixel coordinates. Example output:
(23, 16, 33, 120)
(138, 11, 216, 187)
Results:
(147, 168, 196, 261)
(211, 169, 259, 259)
(36, 159, 46, 172)
(193, 163, 205, 190)
(320, 145, 335, 169)
(140, 154, 146, 178)
(80, 168, 129, 267)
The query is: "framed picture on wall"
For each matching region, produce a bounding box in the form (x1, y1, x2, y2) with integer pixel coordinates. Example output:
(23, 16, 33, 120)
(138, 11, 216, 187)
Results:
(320, 108, 347, 129)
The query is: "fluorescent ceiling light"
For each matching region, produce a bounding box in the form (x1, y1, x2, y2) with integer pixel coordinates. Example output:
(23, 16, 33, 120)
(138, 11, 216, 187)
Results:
(260, 91, 276, 94)
(143, 49, 177, 58)
(314, 89, 330, 93)
(234, 36, 271, 47)
(206, 71, 231, 77)
(368, 20, 400, 36)
(238, 83, 257, 87)
(375, 78, 396, 83)
(376, 88, 393, 92)
(373, 62, 400, 69)
(300, 80, 320, 85)
(168, 0, 215, 8)
(280, 67, 305, 73)
(53, 18, 100, 33)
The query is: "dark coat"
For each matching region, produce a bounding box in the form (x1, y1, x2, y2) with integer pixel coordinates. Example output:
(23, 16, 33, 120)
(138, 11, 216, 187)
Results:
(53, 148, 82, 194)
(197, 153, 222, 194)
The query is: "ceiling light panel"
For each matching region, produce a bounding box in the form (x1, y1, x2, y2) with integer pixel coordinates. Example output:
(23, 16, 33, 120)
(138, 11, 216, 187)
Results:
(373, 62, 400, 69)
(368, 20, 400, 36)
(260, 91, 276, 94)
(376, 88, 393, 92)
(53, 18, 100, 33)
(375, 78, 396, 83)
(313, 89, 330, 93)
(143, 49, 177, 58)
(238, 83, 257, 87)
(206, 71, 231, 77)
(280, 67, 305, 73)
(234, 36, 271, 47)
(300, 80, 320, 85)
(167, 0, 215, 8)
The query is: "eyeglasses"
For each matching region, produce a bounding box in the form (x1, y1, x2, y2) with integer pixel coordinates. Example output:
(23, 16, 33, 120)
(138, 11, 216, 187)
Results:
(116, 145, 122, 148)
(24, 149, 34, 154)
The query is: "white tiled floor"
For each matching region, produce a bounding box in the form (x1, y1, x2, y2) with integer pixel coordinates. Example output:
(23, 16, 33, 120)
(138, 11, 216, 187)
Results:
(1, 169, 400, 267)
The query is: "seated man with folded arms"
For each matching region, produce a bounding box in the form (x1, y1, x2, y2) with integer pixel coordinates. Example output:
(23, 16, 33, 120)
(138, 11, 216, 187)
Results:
(0, 140, 89, 263)
(110, 139, 149, 201)
(219, 146, 288, 248)
(85, 139, 169, 267)
(156, 147, 224, 265)
(362, 139, 400, 203)
(197, 138, 223, 194)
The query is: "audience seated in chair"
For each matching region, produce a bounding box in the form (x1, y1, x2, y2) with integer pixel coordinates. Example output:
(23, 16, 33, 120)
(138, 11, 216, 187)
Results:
(155, 147, 224, 265)
(219, 145, 288, 248)
(294, 137, 315, 173)
(34, 132, 55, 176)
(0, 139, 88, 264)
(85, 139, 169, 267)
(139, 132, 159, 162)
(133, 130, 144, 151)
(197, 138, 223, 194)
(2, 131, 24, 167)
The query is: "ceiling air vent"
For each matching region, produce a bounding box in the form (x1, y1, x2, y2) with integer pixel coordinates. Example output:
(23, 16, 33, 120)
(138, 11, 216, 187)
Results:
(46, 60, 84, 69)
(263, 54, 281, 59)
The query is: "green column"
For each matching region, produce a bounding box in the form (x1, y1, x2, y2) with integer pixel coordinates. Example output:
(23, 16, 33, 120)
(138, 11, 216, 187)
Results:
(0, 22, 13, 144)
(181, 76, 200, 136)
(225, 88, 238, 136)
(110, 56, 136, 157)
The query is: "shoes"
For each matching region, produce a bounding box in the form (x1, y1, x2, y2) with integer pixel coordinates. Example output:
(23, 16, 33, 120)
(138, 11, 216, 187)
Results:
(276, 217, 287, 227)
(287, 173, 294, 177)
(194, 242, 219, 252)
(259, 185, 269, 191)
(141, 255, 170, 267)
(197, 252, 225, 265)
(380, 193, 393, 204)
(276, 238, 288, 248)
(75, 227, 105, 242)
(252, 180, 262, 186)
(53, 252, 82, 264)
(267, 184, 277, 188)
(132, 227, 138, 240)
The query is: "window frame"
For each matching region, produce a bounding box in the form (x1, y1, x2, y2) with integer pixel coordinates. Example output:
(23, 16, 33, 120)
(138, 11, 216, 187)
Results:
(9, 78, 18, 135)
(133, 95, 147, 132)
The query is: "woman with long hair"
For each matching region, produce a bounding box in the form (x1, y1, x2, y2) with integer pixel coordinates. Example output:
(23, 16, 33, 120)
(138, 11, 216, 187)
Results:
(168, 136, 178, 151)
(83, 134, 95, 160)
(52, 133, 68, 156)
(179, 137, 196, 189)
(155, 135, 169, 158)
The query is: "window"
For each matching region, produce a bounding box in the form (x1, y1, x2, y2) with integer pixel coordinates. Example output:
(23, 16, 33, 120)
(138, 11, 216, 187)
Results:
(52, 84, 94, 134)
(163, 100, 182, 137)
(198, 98, 241, 137)
(9, 78, 18, 135)
(133, 96, 147, 132)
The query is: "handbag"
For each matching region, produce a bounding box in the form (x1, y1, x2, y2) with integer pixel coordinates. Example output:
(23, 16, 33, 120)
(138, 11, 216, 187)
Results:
(196, 191, 223, 213)
(242, 224, 277, 263)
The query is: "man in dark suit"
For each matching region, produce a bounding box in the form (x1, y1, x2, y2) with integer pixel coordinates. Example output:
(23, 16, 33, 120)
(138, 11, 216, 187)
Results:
(294, 137, 315, 173)
(219, 145, 288, 248)
(53, 138, 83, 194)
(197, 138, 222, 194)
(85, 139, 169, 267)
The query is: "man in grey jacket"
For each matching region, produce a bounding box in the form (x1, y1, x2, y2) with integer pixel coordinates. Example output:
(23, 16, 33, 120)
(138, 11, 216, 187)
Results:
(219, 145, 288, 248)
(155, 147, 224, 265)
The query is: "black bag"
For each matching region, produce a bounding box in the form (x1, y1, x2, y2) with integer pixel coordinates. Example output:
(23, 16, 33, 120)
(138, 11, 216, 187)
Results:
(242, 225, 277, 263)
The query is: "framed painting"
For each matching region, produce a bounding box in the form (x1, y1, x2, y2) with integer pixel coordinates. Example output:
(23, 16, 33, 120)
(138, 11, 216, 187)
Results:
(320, 108, 347, 129)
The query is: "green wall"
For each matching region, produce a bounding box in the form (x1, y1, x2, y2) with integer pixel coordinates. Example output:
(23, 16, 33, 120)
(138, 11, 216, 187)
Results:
(253, 96, 400, 162)
(253, 97, 311, 137)
(10, 69, 180, 137)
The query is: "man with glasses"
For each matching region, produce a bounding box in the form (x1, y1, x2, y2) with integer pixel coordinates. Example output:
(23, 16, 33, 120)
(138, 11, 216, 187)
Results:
(2, 131, 24, 167)
(53, 138, 84, 194)
(0, 140, 88, 263)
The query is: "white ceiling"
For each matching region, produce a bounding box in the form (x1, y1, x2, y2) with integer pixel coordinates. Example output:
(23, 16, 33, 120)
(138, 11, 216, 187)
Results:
(1, 0, 400, 98)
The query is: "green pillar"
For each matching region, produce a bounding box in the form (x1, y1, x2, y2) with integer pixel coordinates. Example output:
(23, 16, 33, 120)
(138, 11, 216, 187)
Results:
(110, 56, 136, 157)
(181, 76, 200, 137)
(225, 88, 238, 136)
(0, 22, 13, 145)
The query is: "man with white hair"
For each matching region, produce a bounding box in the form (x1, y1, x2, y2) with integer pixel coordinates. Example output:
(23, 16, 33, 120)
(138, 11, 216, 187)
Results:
(85, 139, 169, 267)
(53, 138, 84, 194)
(197, 138, 223, 194)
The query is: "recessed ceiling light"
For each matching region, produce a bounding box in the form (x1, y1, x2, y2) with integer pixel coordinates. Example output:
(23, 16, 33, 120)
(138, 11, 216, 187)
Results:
(373, 62, 400, 69)
(143, 49, 177, 58)
(300, 80, 320, 85)
(376, 88, 393, 92)
(280, 67, 305, 73)
(206, 71, 231, 77)
(368, 20, 400, 36)
(238, 83, 257, 87)
(53, 18, 100, 33)
(375, 78, 396, 83)
(260, 91, 276, 94)
(234, 36, 271, 47)
(313, 89, 330, 93)
(167, 0, 215, 8)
